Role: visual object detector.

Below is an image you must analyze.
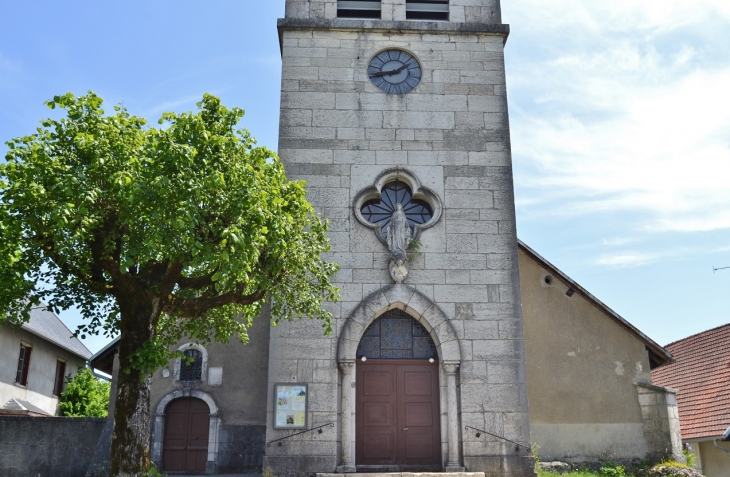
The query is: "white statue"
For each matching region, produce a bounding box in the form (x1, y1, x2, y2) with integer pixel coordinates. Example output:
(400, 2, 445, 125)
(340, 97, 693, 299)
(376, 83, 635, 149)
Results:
(386, 204, 411, 283)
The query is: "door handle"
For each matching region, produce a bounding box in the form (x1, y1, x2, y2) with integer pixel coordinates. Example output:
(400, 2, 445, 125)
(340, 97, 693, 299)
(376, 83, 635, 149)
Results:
(401, 427, 409, 431)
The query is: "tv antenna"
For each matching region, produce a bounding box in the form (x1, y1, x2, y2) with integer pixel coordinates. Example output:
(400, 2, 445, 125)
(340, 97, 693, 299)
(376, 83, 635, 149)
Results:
(714, 265, 730, 273)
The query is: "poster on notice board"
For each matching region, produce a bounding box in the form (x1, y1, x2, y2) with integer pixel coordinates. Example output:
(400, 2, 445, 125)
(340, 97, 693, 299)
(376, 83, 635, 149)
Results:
(274, 383, 308, 429)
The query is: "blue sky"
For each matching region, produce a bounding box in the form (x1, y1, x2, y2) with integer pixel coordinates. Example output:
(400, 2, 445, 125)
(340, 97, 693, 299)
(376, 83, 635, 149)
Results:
(1, 1, 728, 353)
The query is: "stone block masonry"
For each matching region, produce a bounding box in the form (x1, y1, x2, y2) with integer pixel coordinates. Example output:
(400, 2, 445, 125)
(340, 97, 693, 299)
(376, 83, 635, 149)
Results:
(267, 5, 534, 477)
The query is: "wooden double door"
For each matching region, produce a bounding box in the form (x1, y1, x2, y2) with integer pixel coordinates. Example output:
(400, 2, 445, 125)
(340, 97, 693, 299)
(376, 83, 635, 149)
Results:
(356, 360, 441, 471)
(162, 397, 210, 473)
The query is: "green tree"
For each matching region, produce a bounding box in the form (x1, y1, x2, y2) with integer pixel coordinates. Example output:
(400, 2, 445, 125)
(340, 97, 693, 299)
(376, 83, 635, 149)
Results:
(59, 368, 111, 418)
(0, 92, 338, 476)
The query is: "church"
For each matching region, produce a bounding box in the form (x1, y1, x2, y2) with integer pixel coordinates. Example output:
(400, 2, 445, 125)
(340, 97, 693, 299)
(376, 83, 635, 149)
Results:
(92, 1, 684, 475)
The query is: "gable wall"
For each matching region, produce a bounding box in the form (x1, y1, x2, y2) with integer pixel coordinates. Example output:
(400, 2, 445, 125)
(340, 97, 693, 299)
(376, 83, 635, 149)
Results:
(0, 325, 87, 416)
(519, 248, 654, 462)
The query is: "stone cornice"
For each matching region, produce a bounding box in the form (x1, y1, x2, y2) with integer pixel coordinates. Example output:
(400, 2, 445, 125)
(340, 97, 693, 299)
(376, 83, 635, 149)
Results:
(277, 18, 510, 53)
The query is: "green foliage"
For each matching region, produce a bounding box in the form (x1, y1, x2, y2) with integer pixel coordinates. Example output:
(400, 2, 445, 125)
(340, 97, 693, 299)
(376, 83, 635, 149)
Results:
(58, 368, 111, 418)
(143, 462, 166, 477)
(531, 441, 541, 467)
(0, 92, 339, 375)
(599, 463, 626, 477)
(682, 446, 696, 467)
(537, 470, 598, 477)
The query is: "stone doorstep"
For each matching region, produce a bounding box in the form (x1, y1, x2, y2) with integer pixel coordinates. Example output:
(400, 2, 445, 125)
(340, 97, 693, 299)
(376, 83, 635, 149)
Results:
(317, 473, 486, 477)
(183, 474, 262, 477)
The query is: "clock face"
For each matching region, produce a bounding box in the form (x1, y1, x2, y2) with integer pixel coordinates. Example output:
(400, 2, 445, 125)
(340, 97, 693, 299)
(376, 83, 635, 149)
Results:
(368, 49, 422, 94)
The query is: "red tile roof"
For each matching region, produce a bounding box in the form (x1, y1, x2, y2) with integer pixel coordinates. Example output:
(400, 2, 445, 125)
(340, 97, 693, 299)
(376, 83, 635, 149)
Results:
(652, 323, 730, 440)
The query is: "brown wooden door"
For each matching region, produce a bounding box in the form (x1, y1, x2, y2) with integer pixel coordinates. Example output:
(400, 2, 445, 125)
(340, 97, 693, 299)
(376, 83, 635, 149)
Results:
(356, 360, 441, 470)
(162, 398, 210, 473)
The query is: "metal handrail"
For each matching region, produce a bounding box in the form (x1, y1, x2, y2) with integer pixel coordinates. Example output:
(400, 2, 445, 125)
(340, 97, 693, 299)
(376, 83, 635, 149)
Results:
(266, 423, 335, 447)
(465, 425, 530, 451)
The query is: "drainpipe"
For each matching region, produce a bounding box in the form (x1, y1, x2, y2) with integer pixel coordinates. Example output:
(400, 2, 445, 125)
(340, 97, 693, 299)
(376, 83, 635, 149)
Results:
(714, 425, 730, 460)
(713, 440, 730, 459)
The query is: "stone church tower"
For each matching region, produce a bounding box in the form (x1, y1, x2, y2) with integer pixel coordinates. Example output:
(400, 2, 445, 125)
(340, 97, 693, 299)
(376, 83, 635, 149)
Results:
(266, 1, 534, 475)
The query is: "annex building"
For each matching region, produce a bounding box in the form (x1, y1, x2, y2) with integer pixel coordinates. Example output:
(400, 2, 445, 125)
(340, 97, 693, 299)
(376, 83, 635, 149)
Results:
(92, 1, 684, 475)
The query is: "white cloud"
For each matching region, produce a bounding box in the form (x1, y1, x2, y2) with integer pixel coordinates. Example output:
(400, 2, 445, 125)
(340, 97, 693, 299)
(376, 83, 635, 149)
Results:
(593, 251, 667, 268)
(506, 0, 730, 233)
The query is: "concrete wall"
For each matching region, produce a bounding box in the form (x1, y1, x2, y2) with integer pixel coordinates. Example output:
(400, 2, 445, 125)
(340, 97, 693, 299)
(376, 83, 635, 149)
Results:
(0, 325, 87, 415)
(285, 0, 501, 23)
(268, 3, 533, 476)
(148, 311, 270, 473)
(694, 440, 730, 477)
(519, 248, 656, 462)
(0, 416, 106, 477)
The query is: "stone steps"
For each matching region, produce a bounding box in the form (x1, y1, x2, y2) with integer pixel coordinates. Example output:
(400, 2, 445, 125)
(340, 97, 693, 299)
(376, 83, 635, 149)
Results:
(317, 473, 486, 477)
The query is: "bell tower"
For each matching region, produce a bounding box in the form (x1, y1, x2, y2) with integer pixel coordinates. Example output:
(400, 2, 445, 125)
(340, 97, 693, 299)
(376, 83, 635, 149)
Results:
(267, 1, 535, 475)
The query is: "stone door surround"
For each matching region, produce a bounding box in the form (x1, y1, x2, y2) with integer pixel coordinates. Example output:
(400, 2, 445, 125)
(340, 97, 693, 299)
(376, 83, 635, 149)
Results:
(336, 285, 463, 472)
(151, 389, 221, 474)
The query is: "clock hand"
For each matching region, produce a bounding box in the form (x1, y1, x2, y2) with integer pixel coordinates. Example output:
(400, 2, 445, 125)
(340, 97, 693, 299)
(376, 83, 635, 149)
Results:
(370, 63, 409, 78)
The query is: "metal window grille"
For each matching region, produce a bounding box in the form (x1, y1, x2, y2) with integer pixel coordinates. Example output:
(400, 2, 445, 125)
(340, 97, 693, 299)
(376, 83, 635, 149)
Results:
(179, 349, 203, 381)
(338, 0, 381, 19)
(406, 0, 449, 21)
(15, 345, 32, 385)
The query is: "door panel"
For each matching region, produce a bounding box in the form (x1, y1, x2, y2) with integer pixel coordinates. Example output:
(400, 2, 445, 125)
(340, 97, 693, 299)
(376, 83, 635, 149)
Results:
(397, 363, 440, 466)
(357, 361, 440, 470)
(163, 398, 210, 473)
(357, 364, 397, 465)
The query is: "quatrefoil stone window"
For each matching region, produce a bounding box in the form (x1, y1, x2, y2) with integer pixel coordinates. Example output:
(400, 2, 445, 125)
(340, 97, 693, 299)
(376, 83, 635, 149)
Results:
(354, 170, 442, 282)
(361, 181, 434, 236)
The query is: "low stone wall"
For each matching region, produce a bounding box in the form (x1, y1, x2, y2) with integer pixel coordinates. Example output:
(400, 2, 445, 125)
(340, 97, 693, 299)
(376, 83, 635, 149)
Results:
(0, 415, 106, 477)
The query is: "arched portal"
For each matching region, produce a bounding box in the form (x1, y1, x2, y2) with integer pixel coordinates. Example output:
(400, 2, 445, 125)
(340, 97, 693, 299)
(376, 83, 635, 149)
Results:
(162, 397, 210, 473)
(151, 390, 220, 474)
(356, 309, 441, 471)
(335, 285, 464, 473)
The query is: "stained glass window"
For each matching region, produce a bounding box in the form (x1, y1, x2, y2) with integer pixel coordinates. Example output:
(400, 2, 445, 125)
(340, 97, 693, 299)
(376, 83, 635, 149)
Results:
(356, 309, 438, 360)
(179, 349, 203, 381)
(360, 180, 433, 236)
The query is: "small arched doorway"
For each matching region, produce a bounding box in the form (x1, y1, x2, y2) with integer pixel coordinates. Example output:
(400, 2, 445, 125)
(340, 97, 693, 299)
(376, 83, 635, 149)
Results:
(355, 309, 441, 471)
(162, 397, 210, 473)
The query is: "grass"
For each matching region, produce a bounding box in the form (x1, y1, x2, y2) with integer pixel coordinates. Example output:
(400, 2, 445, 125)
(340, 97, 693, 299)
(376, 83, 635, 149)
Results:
(538, 471, 602, 477)
(536, 460, 693, 477)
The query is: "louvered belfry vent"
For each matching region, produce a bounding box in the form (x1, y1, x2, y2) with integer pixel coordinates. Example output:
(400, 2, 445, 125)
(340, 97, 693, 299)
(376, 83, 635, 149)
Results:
(406, 0, 449, 21)
(337, 0, 381, 18)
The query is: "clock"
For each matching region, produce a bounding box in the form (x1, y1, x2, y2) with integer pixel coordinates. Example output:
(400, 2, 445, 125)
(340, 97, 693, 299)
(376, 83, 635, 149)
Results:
(368, 49, 422, 94)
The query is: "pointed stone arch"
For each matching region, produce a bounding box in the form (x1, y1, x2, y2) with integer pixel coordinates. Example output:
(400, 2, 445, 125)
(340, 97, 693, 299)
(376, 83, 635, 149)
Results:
(337, 284, 461, 363)
(335, 284, 464, 472)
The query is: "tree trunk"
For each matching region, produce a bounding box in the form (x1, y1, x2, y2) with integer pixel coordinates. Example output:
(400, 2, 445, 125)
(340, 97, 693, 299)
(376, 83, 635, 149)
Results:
(109, 298, 155, 477)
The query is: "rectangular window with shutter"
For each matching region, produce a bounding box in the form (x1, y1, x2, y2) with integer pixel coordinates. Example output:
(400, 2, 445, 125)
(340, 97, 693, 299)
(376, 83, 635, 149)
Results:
(406, 0, 449, 21)
(15, 344, 32, 386)
(53, 359, 66, 396)
(338, 0, 381, 19)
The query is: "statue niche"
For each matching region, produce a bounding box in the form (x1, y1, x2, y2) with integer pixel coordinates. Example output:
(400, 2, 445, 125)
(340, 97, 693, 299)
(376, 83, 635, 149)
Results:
(359, 179, 433, 284)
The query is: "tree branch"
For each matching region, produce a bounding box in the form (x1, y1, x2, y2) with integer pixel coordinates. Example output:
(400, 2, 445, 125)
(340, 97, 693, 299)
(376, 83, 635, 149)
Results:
(39, 234, 111, 295)
(176, 269, 219, 290)
(164, 285, 266, 318)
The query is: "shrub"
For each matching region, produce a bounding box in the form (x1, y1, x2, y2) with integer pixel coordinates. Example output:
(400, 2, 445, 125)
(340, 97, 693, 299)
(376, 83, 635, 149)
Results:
(58, 368, 111, 418)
